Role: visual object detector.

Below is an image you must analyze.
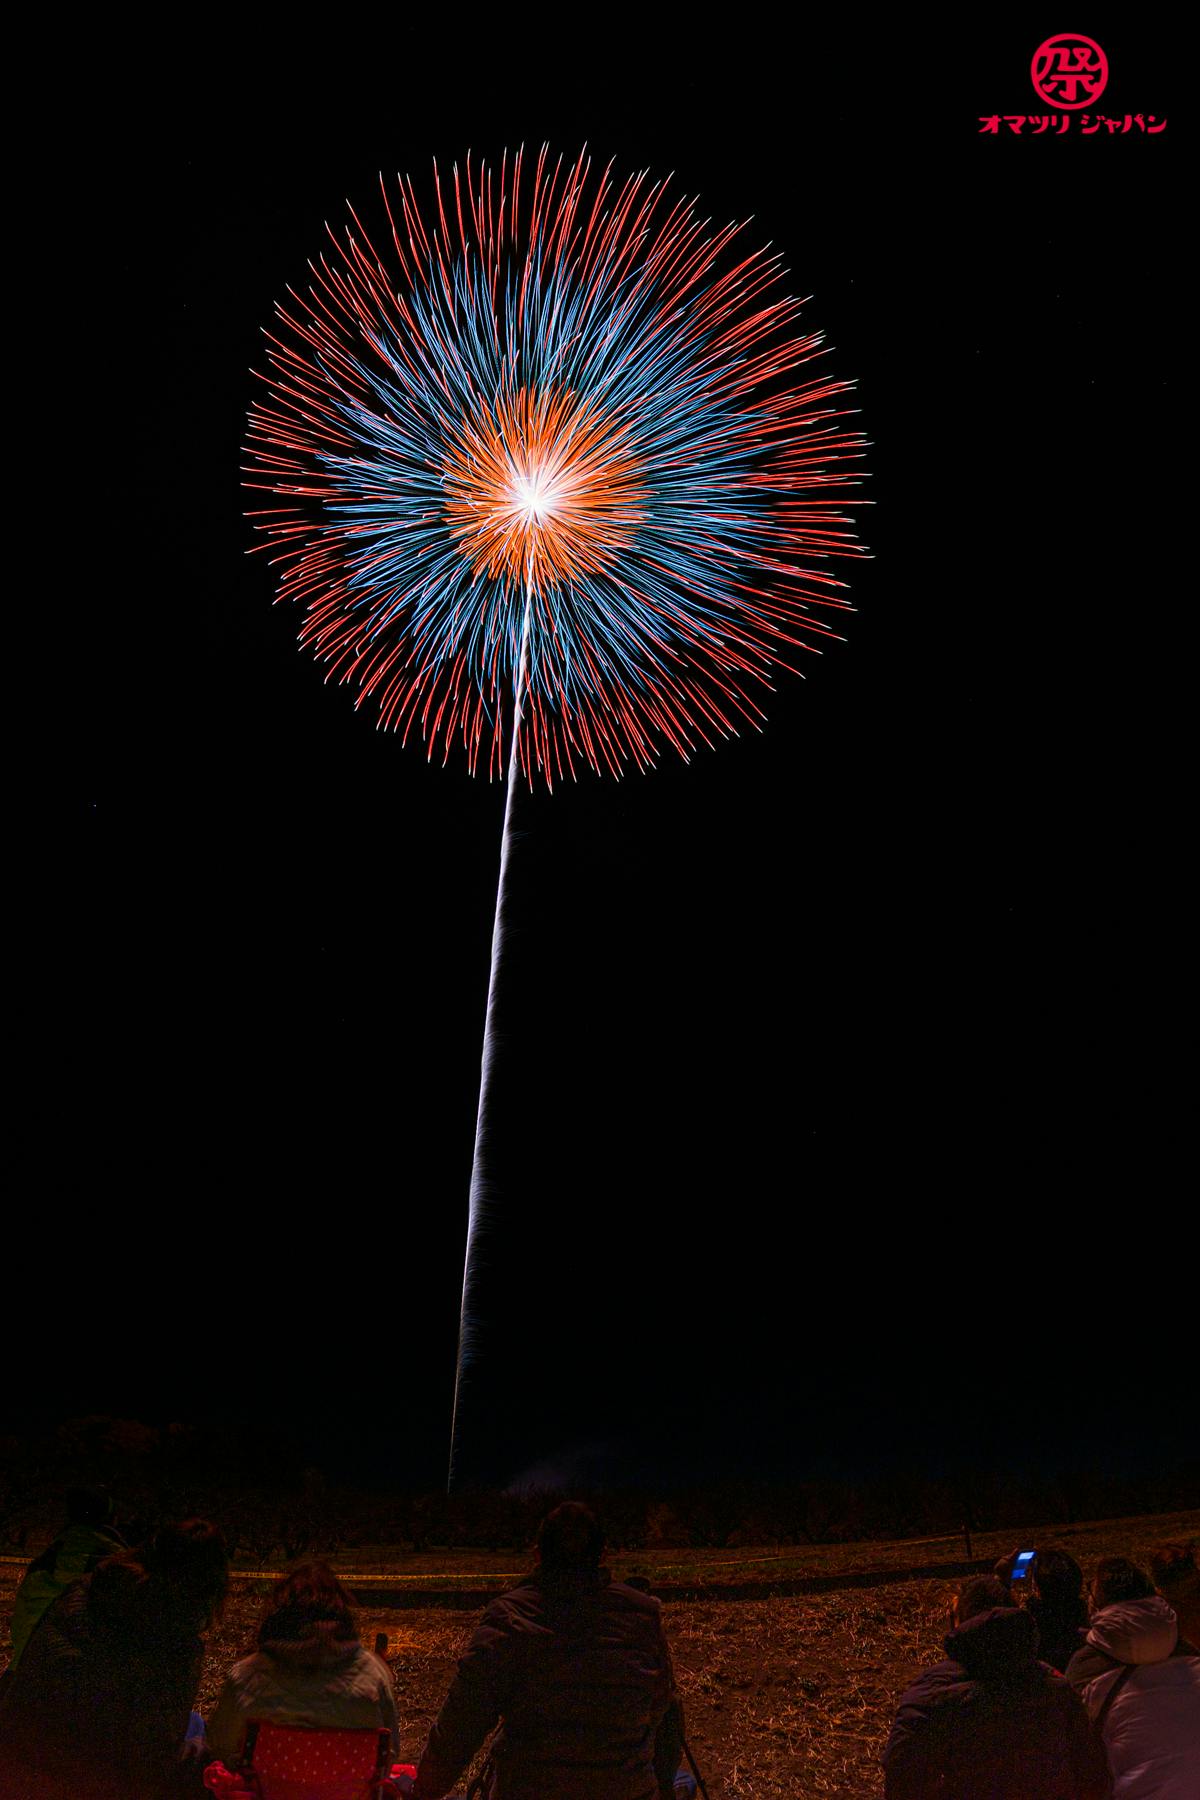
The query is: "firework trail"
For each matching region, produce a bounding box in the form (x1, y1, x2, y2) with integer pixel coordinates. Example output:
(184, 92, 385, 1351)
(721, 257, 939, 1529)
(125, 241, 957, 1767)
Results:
(244, 148, 870, 1483)
(450, 576, 533, 1482)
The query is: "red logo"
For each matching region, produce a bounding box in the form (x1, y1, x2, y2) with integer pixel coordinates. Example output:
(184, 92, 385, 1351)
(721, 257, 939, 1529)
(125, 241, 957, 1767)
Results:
(1031, 33, 1109, 109)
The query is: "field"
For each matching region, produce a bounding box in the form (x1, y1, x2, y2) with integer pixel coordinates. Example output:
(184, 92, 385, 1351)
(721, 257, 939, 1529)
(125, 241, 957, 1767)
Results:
(3, 1509, 1197, 1797)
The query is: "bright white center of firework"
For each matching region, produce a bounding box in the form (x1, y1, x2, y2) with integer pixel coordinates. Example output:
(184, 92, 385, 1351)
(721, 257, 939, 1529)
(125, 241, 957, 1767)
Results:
(511, 466, 560, 524)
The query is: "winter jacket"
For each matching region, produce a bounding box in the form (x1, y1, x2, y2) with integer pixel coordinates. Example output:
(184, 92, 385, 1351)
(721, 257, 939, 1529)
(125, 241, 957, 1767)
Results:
(0, 1559, 206, 1800)
(1067, 1597, 1200, 1799)
(206, 1618, 399, 1765)
(882, 1605, 1111, 1800)
(414, 1565, 676, 1800)
(7, 1520, 126, 1669)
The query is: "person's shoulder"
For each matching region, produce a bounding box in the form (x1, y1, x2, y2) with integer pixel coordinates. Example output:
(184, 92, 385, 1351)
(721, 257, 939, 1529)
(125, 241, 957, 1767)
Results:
(897, 1658, 970, 1711)
(478, 1580, 541, 1630)
(492, 1576, 540, 1606)
(359, 1647, 395, 1687)
(608, 1579, 663, 1614)
(1065, 1639, 1119, 1689)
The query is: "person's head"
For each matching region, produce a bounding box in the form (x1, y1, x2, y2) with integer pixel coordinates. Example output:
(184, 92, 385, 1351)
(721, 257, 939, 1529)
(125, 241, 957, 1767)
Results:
(65, 1486, 115, 1528)
(1033, 1548, 1084, 1607)
(537, 1501, 604, 1572)
(953, 1576, 1011, 1628)
(1090, 1556, 1153, 1613)
(146, 1518, 229, 1630)
(1149, 1543, 1197, 1597)
(259, 1562, 359, 1644)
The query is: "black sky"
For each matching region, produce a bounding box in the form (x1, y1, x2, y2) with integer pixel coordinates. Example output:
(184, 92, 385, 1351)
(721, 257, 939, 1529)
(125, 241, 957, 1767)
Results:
(45, 20, 1188, 1494)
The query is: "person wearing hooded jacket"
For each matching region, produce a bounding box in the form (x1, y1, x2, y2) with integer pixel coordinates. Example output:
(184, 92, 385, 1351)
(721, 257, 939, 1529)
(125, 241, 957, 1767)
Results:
(206, 1561, 398, 1766)
(412, 1502, 679, 1800)
(881, 1576, 1110, 1800)
(1066, 1592, 1200, 1799)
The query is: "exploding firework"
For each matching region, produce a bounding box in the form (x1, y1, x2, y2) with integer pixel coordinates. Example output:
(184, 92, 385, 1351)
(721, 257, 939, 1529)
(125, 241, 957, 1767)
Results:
(244, 149, 870, 1484)
(244, 147, 869, 787)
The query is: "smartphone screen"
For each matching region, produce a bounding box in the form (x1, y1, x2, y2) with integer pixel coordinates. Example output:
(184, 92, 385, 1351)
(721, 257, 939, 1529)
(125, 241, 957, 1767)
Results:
(1012, 1551, 1036, 1579)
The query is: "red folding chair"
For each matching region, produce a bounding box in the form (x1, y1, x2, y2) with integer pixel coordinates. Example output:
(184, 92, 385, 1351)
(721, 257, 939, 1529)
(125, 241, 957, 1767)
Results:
(219, 1721, 403, 1800)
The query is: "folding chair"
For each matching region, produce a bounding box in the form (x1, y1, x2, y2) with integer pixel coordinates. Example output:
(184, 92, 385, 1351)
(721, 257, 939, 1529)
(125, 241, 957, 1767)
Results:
(226, 1721, 402, 1800)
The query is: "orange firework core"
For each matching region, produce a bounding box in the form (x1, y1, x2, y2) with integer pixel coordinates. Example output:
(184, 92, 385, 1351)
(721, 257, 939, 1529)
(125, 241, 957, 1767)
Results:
(443, 388, 648, 593)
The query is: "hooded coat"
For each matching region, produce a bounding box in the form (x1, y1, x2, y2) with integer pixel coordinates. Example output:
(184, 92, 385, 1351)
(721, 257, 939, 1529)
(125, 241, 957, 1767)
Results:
(882, 1605, 1111, 1800)
(413, 1564, 676, 1800)
(1067, 1597, 1200, 1800)
(0, 1558, 206, 1800)
(206, 1618, 398, 1766)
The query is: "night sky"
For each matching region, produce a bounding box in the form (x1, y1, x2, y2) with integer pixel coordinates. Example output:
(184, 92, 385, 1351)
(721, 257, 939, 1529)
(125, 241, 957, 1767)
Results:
(48, 21, 1186, 1496)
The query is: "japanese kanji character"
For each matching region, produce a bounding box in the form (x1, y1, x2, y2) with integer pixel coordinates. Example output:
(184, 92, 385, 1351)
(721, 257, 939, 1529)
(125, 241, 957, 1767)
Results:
(1032, 40, 1107, 107)
(978, 116, 1001, 133)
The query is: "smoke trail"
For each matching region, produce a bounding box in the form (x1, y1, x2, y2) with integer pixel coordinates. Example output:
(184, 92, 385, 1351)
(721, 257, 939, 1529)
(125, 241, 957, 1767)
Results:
(448, 582, 535, 1491)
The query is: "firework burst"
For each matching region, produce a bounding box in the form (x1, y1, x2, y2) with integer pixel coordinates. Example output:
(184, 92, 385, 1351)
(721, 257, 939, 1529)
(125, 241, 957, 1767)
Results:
(246, 149, 870, 1486)
(244, 147, 869, 786)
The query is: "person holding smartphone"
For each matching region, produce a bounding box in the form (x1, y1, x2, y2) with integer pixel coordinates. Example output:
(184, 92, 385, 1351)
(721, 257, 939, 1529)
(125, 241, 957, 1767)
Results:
(882, 1575, 1109, 1799)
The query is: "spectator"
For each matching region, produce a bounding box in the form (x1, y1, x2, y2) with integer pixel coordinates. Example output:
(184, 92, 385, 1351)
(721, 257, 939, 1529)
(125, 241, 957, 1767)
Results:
(1066, 1558, 1155, 1689)
(882, 1575, 1109, 1799)
(1149, 1544, 1200, 1650)
(206, 1561, 398, 1765)
(1066, 1589, 1200, 1797)
(6, 1486, 126, 1670)
(413, 1501, 680, 1799)
(1027, 1549, 1089, 1673)
(1089, 1557, 1155, 1614)
(0, 1518, 228, 1800)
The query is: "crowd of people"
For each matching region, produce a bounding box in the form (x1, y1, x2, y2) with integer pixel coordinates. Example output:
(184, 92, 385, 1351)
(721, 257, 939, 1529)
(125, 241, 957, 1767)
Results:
(0, 1489, 1197, 1798)
(881, 1547, 1199, 1798)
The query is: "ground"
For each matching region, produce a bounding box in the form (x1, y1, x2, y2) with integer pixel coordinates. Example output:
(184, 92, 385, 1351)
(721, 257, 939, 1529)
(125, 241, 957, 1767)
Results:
(3, 1509, 1196, 1797)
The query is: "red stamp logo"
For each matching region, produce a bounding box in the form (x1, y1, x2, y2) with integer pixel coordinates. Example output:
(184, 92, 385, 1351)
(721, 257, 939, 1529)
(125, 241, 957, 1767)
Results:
(1031, 34, 1109, 109)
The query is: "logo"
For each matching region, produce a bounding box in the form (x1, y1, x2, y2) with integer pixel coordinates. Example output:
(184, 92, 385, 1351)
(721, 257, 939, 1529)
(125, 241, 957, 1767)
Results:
(1030, 33, 1108, 109)
(978, 35, 1166, 135)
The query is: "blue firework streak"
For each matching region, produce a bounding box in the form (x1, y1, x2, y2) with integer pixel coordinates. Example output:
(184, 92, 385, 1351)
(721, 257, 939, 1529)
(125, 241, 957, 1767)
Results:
(245, 147, 869, 785)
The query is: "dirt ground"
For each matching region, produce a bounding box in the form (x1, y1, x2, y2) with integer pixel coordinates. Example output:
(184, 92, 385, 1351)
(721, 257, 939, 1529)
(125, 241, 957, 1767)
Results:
(4, 1510, 1197, 1797)
(259, 1580, 949, 1798)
